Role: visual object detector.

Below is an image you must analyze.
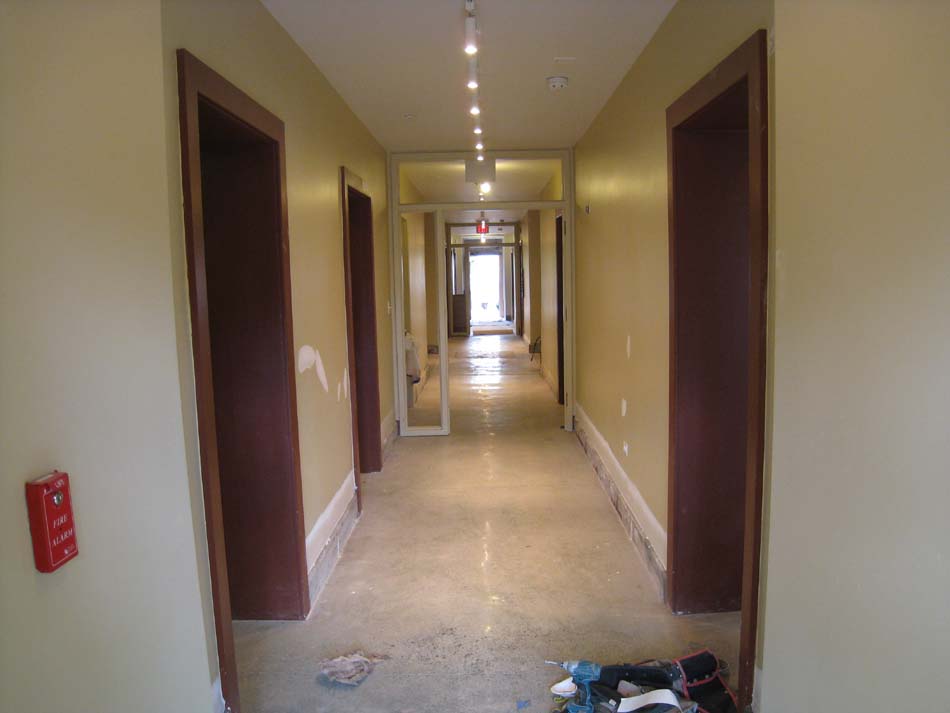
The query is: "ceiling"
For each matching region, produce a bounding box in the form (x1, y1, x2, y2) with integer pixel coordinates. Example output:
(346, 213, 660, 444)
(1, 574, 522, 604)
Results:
(401, 158, 561, 203)
(262, 0, 674, 151)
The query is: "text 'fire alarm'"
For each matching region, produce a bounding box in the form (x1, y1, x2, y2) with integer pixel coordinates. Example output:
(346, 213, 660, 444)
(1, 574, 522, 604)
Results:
(26, 470, 79, 573)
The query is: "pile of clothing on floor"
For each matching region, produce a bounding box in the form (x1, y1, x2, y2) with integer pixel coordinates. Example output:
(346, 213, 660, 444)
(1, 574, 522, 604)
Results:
(548, 649, 736, 713)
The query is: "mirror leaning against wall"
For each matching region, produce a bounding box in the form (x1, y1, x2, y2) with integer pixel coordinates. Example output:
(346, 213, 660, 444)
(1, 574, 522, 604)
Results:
(399, 210, 446, 430)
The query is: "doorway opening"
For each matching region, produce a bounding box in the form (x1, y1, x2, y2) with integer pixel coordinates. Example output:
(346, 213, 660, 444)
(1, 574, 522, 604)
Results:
(341, 171, 383, 503)
(444, 221, 519, 338)
(666, 31, 768, 707)
(392, 152, 574, 433)
(469, 250, 502, 324)
(177, 50, 310, 713)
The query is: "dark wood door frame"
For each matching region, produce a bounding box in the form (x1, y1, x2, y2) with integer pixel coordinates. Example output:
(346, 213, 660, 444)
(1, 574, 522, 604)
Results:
(341, 169, 383, 506)
(555, 214, 565, 405)
(666, 30, 768, 708)
(177, 49, 310, 713)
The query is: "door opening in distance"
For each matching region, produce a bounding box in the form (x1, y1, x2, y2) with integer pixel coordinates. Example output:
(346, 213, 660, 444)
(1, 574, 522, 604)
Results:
(469, 251, 502, 324)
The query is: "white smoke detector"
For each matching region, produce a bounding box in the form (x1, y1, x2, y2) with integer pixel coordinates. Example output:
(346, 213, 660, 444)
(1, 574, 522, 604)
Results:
(547, 76, 569, 92)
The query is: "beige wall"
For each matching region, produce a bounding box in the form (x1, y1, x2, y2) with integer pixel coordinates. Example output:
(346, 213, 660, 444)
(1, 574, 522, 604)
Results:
(400, 173, 425, 204)
(402, 212, 429, 369)
(574, 0, 773, 533)
(424, 213, 440, 349)
(539, 175, 562, 393)
(760, 1, 950, 709)
(0, 2, 214, 711)
(539, 209, 560, 394)
(520, 210, 542, 346)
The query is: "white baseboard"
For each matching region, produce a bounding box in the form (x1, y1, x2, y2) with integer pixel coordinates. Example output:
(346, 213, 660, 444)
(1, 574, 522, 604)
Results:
(211, 675, 225, 713)
(305, 470, 356, 572)
(575, 403, 667, 568)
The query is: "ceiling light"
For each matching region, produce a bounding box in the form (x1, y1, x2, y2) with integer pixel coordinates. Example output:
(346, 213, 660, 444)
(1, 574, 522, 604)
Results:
(469, 104, 480, 116)
(475, 142, 484, 150)
(479, 195, 485, 201)
(464, 18, 478, 56)
(464, 16, 477, 55)
(479, 181, 492, 193)
(476, 154, 484, 162)
(473, 126, 482, 135)
(467, 58, 479, 90)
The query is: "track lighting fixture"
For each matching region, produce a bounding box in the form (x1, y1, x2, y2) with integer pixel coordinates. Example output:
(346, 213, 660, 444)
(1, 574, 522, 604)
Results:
(464, 2, 485, 164)
(467, 58, 479, 90)
(464, 16, 477, 55)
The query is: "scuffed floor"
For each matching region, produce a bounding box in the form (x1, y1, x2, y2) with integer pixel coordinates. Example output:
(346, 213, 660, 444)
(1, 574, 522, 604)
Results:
(233, 335, 739, 712)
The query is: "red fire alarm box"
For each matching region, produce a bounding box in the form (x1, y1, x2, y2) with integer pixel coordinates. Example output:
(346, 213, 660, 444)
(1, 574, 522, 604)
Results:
(25, 470, 79, 573)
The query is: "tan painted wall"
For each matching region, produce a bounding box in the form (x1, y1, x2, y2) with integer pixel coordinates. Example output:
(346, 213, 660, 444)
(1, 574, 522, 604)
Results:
(574, 0, 773, 532)
(403, 212, 429, 368)
(400, 172, 425, 204)
(539, 176, 562, 393)
(539, 209, 560, 395)
(160, 0, 391, 684)
(424, 213, 440, 349)
(760, 1, 950, 709)
(520, 210, 542, 347)
(0, 2, 214, 711)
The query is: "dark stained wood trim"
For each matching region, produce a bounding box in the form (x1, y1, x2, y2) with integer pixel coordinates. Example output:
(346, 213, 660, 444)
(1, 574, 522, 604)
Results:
(665, 30, 768, 708)
(340, 169, 364, 511)
(177, 49, 311, 713)
(340, 168, 383, 508)
(555, 215, 565, 405)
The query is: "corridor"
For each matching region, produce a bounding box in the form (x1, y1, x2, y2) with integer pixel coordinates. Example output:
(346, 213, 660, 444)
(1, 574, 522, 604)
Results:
(233, 336, 738, 712)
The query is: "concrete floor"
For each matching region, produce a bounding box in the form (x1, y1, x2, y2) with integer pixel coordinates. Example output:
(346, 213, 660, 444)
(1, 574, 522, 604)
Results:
(234, 335, 739, 712)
